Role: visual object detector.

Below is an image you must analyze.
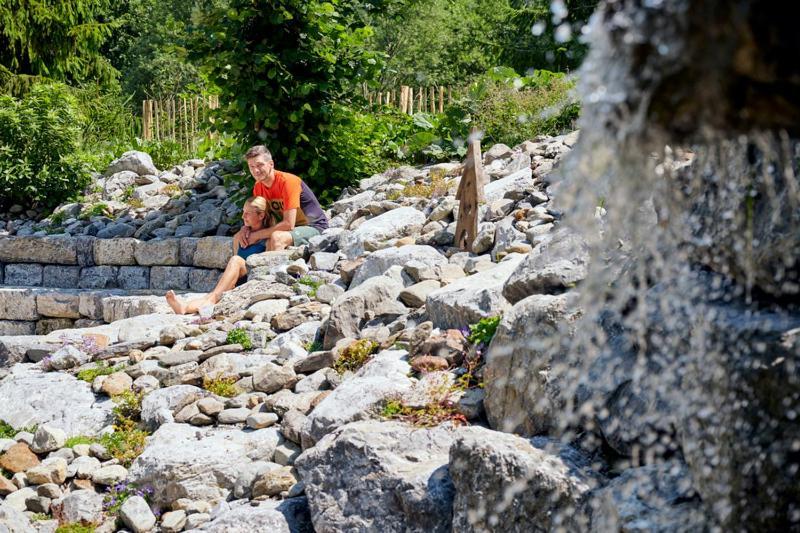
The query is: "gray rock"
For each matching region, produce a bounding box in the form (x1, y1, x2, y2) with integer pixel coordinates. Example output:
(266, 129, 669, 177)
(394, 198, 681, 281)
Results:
(192, 209, 223, 236)
(150, 266, 191, 290)
(3, 264, 42, 286)
(42, 265, 81, 288)
(117, 266, 150, 290)
(119, 495, 156, 533)
(30, 425, 66, 454)
(51, 490, 104, 526)
(0, 369, 112, 436)
(589, 461, 705, 532)
(195, 499, 312, 533)
(339, 207, 426, 259)
(104, 151, 158, 177)
(78, 266, 118, 289)
(309, 252, 339, 271)
(314, 284, 344, 304)
(140, 385, 207, 430)
(128, 423, 282, 506)
(194, 237, 233, 269)
(483, 143, 513, 164)
(0, 501, 33, 531)
(450, 427, 603, 532)
(322, 276, 406, 349)
(483, 292, 582, 435)
(0, 289, 38, 321)
(503, 231, 589, 304)
(297, 421, 463, 533)
(36, 291, 81, 318)
(94, 238, 136, 265)
(484, 167, 535, 203)
(189, 268, 221, 292)
(161, 510, 187, 533)
(179, 237, 199, 265)
(426, 254, 523, 330)
(247, 412, 279, 430)
(491, 218, 526, 261)
(217, 407, 252, 425)
(96, 222, 136, 239)
(350, 245, 447, 288)
(91, 464, 128, 486)
(134, 239, 180, 266)
(253, 362, 297, 394)
(0, 236, 77, 265)
(213, 280, 294, 318)
(399, 280, 441, 308)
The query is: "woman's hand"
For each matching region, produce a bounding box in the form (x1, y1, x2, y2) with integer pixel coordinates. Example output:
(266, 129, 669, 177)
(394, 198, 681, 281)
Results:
(234, 226, 251, 249)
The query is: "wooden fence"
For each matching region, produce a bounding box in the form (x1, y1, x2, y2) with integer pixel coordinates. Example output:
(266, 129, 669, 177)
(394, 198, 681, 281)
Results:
(141, 95, 221, 151)
(362, 85, 456, 114)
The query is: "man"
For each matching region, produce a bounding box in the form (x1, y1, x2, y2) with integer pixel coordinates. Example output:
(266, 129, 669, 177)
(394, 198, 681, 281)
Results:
(236, 145, 329, 251)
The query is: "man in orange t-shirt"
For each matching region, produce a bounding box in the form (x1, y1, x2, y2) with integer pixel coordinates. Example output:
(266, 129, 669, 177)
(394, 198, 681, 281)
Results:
(234, 145, 329, 251)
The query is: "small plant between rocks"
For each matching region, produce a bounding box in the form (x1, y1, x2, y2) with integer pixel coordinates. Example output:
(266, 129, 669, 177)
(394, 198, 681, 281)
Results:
(99, 390, 149, 467)
(78, 202, 113, 220)
(103, 480, 154, 516)
(466, 315, 501, 347)
(333, 339, 379, 374)
(386, 172, 449, 201)
(226, 327, 253, 350)
(55, 524, 95, 533)
(304, 339, 323, 352)
(76, 362, 125, 383)
(0, 419, 36, 438)
(380, 398, 467, 428)
(203, 375, 240, 398)
(64, 435, 96, 448)
(296, 275, 323, 297)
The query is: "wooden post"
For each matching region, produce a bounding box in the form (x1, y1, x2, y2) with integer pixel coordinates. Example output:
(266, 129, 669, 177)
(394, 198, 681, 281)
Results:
(409, 87, 414, 114)
(429, 86, 435, 113)
(182, 98, 188, 152)
(454, 128, 486, 252)
(439, 86, 445, 113)
(377, 92, 382, 105)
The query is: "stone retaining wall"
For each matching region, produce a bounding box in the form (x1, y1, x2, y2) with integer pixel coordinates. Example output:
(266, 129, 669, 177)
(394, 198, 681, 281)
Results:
(0, 235, 232, 334)
(0, 235, 232, 291)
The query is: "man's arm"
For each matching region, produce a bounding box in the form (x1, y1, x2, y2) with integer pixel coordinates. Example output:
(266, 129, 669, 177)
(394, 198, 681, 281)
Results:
(249, 209, 297, 241)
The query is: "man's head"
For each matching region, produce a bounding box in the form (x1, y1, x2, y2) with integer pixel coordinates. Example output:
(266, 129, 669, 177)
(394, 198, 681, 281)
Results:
(245, 145, 275, 186)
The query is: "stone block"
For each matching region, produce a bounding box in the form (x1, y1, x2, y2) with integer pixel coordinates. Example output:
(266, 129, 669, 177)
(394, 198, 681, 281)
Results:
(179, 238, 199, 266)
(0, 236, 77, 264)
(0, 320, 36, 335)
(94, 238, 136, 265)
(78, 266, 118, 289)
(188, 269, 220, 292)
(79, 290, 124, 319)
(3, 264, 43, 286)
(36, 291, 81, 318)
(0, 263, 3, 284)
(150, 266, 191, 290)
(35, 318, 74, 335)
(118, 267, 150, 290)
(75, 236, 96, 267)
(193, 237, 233, 269)
(134, 239, 180, 266)
(0, 288, 39, 320)
(42, 266, 81, 288)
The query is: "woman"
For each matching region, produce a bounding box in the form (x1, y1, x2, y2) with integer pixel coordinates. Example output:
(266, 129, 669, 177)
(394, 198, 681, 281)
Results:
(165, 196, 269, 315)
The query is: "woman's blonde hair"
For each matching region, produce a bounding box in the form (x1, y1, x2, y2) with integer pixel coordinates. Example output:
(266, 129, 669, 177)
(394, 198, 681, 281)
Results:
(244, 196, 267, 213)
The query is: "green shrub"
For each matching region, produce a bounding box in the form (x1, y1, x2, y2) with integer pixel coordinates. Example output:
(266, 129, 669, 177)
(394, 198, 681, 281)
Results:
(467, 315, 501, 347)
(226, 328, 252, 350)
(64, 435, 96, 448)
(99, 390, 148, 467)
(333, 339, 379, 374)
(202, 376, 240, 398)
(304, 339, 323, 353)
(55, 525, 95, 533)
(296, 276, 323, 298)
(0, 420, 36, 439)
(76, 363, 125, 383)
(78, 203, 113, 220)
(0, 83, 91, 209)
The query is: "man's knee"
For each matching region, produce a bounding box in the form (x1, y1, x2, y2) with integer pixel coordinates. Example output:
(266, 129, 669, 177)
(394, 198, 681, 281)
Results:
(269, 231, 293, 250)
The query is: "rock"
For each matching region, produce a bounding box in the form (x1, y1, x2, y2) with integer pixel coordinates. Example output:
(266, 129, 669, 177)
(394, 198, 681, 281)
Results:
(192, 209, 223, 236)
(297, 420, 464, 533)
(588, 460, 705, 532)
(78, 266, 118, 289)
(350, 245, 447, 288)
(3, 487, 35, 513)
(30, 425, 66, 454)
(128, 423, 282, 506)
(399, 280, 441, 308)
(117, 266, 150, 289)
(503, 231, 590, 304)
(91, 465, 128, 486)
(94, 238, 136, 265)
(271, 302, 327, 332)
(314, 284, 344, 304)
(0, 443, 39, 474)
(309, 252, 339, 271)
(0, 236, 77, 265)
(160, 510, 187, 533)
(483, 167, 534, 203)
(4, 264, 43, 286)
(339, 207, 426, 258)
(247, 412, 279, 430)
(134, 239, 180, 266)
(274, 441, 302, 466)
(414, 329, 468, 365)
(409, 355, 449, 373)
(0, 370, 112, 437)
(449, 428, 603, 532)
(322, 276, 406, 349)
(105, 151, 158, 176)
(48, 344, 90, 370)
(0, 501, 33, 530)
(0, 288, 38, 321)
(100, 371, 132, 396)
(35, 292, 81, 318)
(483, 292, 582, 435)
(26, 457, 67, 485)
(484, 143, 513, 164)
(426, 254, 523, 330)
(193, 236, 233, 269)
(214, 280, 294, 318)
(196, 397, 225, 417)
(491, 217, 526, 261)
(253, 363, 297, 394)
(217, 407, 252, 425)
(120, 495, 156, 533)
(150, 266, 191, 290)
(67, 456, 101, 479)
(195, 499, 312, 533)
(185, 513, 211, 529)
(97, 222, 136, 239)
(332, 189, 376, 214)
(245, 299, 290, 322)
(252, 466, 297, 497)
(302, 350, 412, 446)
(140, 385, 207, 430)
(0, 475, 15, 496)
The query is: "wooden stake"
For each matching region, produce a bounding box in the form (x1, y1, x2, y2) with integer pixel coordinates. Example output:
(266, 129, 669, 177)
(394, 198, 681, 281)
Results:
(454, 128, 486, 252)
(439, 86, 445, 113)
(429, 86, 435, 113)
(409, 87, 414, 114)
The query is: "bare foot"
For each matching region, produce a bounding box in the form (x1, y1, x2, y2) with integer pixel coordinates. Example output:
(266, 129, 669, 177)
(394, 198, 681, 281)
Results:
(165, 290, 187, 315)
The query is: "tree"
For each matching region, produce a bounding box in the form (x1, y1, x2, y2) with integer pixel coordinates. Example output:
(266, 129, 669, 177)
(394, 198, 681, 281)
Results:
(0, 0, 118, 90)
(190, 0, 381, 197)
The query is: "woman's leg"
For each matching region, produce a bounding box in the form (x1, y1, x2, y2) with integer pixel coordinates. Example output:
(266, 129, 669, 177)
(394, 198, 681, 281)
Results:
(165, 256, 248, 314)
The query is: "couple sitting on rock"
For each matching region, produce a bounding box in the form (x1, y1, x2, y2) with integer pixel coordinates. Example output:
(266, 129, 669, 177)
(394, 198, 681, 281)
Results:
(166, 145, 329, 315)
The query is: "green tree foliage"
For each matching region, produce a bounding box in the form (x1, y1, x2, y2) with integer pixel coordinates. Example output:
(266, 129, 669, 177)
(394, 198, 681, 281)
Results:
(497, 0, 597, 74)
(0, 83, 91, 209)
(104, 0, 204, 102)
(190, 0, 381, 200)
(0, 0, 118, 90)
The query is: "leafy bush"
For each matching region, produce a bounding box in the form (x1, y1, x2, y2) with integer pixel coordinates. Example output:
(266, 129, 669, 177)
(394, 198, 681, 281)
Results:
(296, 276, 324, 298)
(0, 420, 36, 439)
(203, 376, 240, 398)
(64, 435, 96, 448)
(226, 328, 252, 350)
(304, 339, 323, 353)
(0, 83, 91, 209)
(76, 363, 125, 383)
(467, 315, 502, 347)
(333, 339, 379, 374)
(55, 525, 96, 533)
(99, 390, 148, 467)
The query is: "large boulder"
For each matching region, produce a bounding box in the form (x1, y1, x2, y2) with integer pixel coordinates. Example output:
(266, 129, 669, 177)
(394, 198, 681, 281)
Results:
(297, 421, 465, 533)
(195, 498, 312, 533)
(587, 460, 706, 532)
(0, 367, 112, 436)
(483, 167, 535, 203)
(349, 245, 447, 288)
(128, 423, 283, 506)
(322, 276, 406, 350)
(0, 501, 34, 532)
(301, 350, 412, 446)
(425, 254, 523, 330)
(214, 280, 294, 318)
(449, 427, 603, 532)
(483, 292, 582, 435)
(104, 151, 158, 177)
(338, 207, 426, 258)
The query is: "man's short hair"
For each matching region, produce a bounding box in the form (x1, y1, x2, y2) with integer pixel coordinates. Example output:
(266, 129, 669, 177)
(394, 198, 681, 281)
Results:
(245, 145, 272, 161)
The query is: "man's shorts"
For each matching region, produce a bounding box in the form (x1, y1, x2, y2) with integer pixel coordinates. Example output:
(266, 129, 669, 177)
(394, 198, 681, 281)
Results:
(291, 225, 321, 246)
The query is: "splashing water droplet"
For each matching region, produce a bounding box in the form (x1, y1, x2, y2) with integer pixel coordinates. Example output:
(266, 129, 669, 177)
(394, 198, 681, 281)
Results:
(531, 21, 546, 36)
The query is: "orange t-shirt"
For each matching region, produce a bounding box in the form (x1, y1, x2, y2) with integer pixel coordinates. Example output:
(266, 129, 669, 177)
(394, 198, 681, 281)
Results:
(252, 170, 328, 231)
